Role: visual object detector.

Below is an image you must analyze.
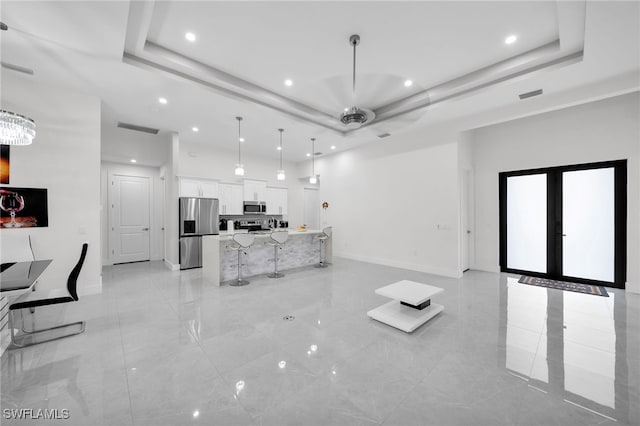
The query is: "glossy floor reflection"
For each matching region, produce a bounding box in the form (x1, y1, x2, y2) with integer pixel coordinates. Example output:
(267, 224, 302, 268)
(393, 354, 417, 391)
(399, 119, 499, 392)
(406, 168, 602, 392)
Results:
(1, 259, 639, 425)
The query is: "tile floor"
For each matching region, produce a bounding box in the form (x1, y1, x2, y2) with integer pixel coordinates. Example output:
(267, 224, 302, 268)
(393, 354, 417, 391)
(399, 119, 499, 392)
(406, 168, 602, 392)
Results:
(1, 258, 639, 425)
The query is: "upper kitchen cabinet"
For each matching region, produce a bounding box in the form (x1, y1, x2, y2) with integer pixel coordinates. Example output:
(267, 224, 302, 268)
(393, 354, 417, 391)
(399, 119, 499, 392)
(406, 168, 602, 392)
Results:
(219, 183, 243, 215)
(179, 177, 219, 198)
(266, 187, 288, 215)
(244, 179, 267, 202)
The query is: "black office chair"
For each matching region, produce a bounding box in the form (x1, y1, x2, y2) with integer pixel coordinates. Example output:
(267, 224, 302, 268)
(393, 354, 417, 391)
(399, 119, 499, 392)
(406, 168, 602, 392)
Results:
(8, 243, 88, 347)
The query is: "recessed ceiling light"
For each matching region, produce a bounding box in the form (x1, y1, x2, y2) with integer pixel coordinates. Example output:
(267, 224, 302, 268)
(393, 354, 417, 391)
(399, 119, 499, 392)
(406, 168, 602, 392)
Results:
(130, 159, 137, 163)
(306, 153, 311, 157)
(185, 32, 196, 42)
(330, 145, 336, 150)
(505, 35, 517, 45)
(158, 97, 168, 104)
(192, 127, 199, 132)
(277, 146, 282, 151)
(239, 137, 245, 142)
(284, 79, 293, 87)
(404, 80, 413, 87)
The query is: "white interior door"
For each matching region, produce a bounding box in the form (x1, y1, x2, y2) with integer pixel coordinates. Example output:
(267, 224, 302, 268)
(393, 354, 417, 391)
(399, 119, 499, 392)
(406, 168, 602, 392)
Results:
(303, 188, 319, 229)
(111, 174, 150, 264)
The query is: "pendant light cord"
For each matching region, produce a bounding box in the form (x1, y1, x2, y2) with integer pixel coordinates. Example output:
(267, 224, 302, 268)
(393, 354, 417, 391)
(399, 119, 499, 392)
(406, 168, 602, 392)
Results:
(278, 129, 284, 169)
(352, 39, 357, 94)
(311, 138, 316, 176)
(236, 117, 242, 164)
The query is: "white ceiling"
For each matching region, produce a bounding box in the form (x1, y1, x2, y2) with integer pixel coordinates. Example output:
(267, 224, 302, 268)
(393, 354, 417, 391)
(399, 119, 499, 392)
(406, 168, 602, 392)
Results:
(0, 1, 638, 167)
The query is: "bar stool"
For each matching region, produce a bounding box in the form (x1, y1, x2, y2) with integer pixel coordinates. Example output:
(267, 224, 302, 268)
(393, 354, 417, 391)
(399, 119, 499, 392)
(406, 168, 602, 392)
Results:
(228, 233, 256, 286)
(314, 226, 332, 268)
(266, 230, 288, 279)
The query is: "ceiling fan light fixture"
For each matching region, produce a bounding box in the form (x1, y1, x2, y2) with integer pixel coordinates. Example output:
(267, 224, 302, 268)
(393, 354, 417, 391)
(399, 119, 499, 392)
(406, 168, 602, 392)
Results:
(338, 34, 375, 129)
(340, 106, 374, 129)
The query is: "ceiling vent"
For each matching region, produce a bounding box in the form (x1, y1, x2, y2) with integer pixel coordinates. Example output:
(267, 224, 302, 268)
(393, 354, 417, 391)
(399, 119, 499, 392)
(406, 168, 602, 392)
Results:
(1, 62, 34, 75)
(377, 132, 391, 138)
(117, 122, 159, 134)
(314, 152, 322, 156)
(519, 89, 543, 100)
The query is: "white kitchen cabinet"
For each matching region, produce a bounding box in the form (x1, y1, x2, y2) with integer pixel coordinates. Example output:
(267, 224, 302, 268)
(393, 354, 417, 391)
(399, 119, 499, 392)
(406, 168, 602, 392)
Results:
(179, 177, 219, 198)
(266, 187, 288, 215)
(244, 179, 267, 201)
(180, 178, 202, 198)
(200, 180, 219, 198)
(219, 183, 243, 215)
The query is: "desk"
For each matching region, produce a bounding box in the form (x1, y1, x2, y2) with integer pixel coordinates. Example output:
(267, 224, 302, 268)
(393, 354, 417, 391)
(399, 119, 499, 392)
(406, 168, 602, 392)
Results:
(0, 260, 52, 296)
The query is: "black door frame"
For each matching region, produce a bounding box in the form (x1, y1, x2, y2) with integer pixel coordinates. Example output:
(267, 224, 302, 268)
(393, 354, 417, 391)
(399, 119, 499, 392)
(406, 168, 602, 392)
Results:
(499, 160, 627, 289)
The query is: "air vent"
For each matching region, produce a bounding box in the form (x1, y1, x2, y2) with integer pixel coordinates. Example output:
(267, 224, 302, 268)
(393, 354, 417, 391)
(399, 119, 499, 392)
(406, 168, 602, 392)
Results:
(377, 132, 391, 138)
(314, 152, 322, 156)
(519, 89, 543, 100)
(117, 122, 159, 134)
(1, 62, 34, 75)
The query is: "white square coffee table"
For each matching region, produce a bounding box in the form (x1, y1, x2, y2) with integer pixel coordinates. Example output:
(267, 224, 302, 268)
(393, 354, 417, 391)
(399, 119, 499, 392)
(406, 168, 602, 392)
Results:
(367, 280, 444, 333)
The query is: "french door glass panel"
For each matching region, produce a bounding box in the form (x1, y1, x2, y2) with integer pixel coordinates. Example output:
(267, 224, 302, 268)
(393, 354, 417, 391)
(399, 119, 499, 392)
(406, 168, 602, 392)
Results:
(507, 174, 547, 273)
(562, 168, 615, 282)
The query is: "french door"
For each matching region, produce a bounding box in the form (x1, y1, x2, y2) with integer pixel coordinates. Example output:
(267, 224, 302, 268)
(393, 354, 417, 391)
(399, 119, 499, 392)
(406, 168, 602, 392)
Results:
(499, 160, 626, 288)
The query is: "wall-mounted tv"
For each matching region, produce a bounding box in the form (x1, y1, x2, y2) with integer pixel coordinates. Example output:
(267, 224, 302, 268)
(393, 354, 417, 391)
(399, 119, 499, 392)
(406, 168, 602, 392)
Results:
(0, 187, 48, 228)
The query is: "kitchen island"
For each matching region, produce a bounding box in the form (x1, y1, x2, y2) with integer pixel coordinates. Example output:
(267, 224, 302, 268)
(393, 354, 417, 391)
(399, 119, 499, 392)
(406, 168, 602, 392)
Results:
(202, 229, 332, 286)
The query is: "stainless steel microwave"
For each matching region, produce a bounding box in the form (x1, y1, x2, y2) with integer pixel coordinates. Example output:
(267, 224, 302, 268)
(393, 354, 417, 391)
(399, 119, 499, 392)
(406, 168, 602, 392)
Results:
(243, 201, 266, 215)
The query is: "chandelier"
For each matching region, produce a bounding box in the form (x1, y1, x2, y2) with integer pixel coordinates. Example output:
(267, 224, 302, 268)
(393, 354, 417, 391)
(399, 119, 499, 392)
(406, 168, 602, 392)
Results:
(0, 110, 36, 145)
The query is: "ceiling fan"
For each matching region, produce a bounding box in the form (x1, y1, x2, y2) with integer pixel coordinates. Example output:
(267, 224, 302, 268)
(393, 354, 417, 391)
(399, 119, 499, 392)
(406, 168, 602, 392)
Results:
(339, 34, 376, 129)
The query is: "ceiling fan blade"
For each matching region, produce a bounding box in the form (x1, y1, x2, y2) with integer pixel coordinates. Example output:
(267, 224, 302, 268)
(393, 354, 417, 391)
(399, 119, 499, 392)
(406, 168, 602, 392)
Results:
(299, 75, 352, 115)
(364, 109, 425, 136)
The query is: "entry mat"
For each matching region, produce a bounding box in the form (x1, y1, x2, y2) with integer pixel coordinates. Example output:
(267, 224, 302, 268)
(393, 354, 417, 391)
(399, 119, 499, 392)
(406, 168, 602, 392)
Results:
(518, 276, 609, 297)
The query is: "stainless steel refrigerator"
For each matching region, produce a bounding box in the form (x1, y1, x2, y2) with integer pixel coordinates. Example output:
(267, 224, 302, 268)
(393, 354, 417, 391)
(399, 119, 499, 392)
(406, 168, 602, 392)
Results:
(179, 197, 219, 270)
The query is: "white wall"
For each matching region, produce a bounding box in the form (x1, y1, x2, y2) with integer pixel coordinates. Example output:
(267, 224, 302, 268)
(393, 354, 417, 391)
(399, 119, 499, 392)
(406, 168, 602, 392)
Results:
(178, 141, 306, 226)
(100, 162, 164, 265)
(314, 128, 462, 278)
(0, 73, 102, 294)
(162, 133, 180, 269)
(101, 125, 170, 167)
(472, 92, 640, 293)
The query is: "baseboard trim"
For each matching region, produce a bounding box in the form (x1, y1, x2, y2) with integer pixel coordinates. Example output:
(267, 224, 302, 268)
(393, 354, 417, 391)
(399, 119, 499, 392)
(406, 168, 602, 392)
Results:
(164, 259, 180, 271)
(334, 252, 463, 278)
(473, 264, 501, 274)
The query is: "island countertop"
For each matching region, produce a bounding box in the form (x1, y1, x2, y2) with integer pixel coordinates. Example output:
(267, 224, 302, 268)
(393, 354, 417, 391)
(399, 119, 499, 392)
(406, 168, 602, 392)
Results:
(202, 229, 331, 286)
(216, 229, 324, 239)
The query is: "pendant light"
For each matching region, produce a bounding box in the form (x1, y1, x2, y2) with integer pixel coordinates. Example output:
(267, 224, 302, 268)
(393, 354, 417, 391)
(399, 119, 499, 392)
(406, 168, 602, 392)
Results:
(234, 116, 244, 176)
(309, 138, 317, 184)
(276, 128, 285, 181)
